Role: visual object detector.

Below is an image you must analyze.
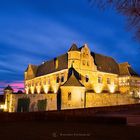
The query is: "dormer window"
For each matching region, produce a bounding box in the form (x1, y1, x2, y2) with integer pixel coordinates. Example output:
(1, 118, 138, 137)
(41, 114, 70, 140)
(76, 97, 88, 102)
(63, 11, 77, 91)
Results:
(54, 58, 58, 69)
(87, 61, 90, 66)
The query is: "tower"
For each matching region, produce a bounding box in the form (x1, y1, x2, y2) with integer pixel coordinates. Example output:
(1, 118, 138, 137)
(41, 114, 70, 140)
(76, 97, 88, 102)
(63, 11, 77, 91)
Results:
(68, 43, 81, 70)
(4, 85, 13, 95)
(3, 85, 13, 112)
(60, 67, 85, 109)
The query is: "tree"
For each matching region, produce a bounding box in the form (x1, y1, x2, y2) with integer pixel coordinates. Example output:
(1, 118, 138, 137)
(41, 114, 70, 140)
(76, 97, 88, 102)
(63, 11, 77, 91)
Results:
(89, 0, 140, 41)
(17, 90, 23, 94)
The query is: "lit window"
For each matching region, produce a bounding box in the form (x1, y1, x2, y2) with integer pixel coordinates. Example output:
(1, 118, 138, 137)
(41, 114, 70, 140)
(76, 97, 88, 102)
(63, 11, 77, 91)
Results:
(98, 76, 102, 83)
(107, 78, 111, 84)
(68, 92, 71, 101)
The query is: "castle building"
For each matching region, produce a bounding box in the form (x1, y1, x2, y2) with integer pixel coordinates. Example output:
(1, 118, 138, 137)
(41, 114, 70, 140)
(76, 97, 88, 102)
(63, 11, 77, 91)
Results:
(2, 43, 140, 112)
(25, 44, 140, 95)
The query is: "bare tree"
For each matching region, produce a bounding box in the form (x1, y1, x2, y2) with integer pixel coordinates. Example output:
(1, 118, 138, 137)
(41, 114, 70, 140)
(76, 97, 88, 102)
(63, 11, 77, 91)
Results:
(89, 0, 140, 41)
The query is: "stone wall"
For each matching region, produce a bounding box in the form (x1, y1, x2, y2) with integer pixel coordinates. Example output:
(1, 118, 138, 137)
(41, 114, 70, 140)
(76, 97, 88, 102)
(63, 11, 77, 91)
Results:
(8, 93, 57, 112)
(86, 92, 139, 108)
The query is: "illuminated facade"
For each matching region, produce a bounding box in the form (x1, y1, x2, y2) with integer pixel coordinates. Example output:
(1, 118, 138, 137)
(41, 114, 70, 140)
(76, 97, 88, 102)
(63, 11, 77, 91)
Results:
(25, 44, 140, 95)
(1, 44, 140, 112)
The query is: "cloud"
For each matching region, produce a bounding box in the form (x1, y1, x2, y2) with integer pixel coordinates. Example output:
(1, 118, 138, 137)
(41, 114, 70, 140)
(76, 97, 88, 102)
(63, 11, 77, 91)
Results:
(0, 0, 140, 88)
(0, 80, 24, 94)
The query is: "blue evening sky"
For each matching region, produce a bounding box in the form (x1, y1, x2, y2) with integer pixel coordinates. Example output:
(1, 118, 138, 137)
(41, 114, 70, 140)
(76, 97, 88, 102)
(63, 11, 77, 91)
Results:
(0, 0, 140, 92)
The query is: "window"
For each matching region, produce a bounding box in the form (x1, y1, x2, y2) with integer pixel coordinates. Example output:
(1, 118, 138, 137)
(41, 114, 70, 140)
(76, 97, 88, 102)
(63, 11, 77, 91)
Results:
(71, 61, 74, 67)
(107, 78, 111, 84)
(86, 75, 89, 82)
(83, 53, 85, 57)
(98, 76, 102, 83)
(87, 61, 90, 66)
(43, 79, 46, 85)
(68, 92, 71, 101)
(56, 76, 59, 83)
(48, 79, 50, 84)
(54, 58, 58, 69)
(83, 60, 86, 65)
(114, 79, 118, 85)
(61, 76, 64, 82)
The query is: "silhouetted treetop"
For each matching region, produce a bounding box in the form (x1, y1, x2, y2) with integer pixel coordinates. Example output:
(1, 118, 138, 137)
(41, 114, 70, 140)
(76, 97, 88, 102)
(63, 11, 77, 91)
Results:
(89, 0, 140, 41)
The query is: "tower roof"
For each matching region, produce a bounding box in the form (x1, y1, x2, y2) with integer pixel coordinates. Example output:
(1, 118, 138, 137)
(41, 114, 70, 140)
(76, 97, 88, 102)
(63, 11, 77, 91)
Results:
(62, 67, 84, 87)
(68, 43, 80, 52)
(4, 85, 13, 91)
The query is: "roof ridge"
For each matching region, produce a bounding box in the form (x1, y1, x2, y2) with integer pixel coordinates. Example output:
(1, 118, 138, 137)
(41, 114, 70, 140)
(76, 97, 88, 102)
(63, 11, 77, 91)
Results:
(91, 51, 115, 59)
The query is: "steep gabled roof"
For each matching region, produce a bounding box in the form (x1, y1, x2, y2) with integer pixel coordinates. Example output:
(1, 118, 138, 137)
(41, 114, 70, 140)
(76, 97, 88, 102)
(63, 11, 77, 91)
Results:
(36, 53, 68, 77)
(25, 64, 38, 72)
(62, 67, 84, 87)
(4, 85, 13, 91)
(25, 44, 139, 78)
(68, 43, 80, 52)
(119, 62, 139, 77)
(91, 52, 119, 74)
